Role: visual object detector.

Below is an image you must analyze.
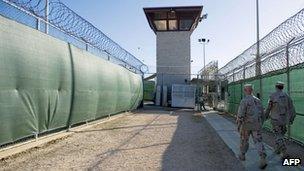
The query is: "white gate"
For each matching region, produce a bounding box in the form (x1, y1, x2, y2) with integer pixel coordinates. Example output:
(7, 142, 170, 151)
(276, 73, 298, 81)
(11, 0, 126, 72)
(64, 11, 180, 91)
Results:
(171, 84, 196, 108)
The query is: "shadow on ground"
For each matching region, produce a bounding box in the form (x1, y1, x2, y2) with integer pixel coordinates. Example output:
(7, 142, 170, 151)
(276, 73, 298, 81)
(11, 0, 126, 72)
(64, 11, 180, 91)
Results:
(158, 107, 244, 171)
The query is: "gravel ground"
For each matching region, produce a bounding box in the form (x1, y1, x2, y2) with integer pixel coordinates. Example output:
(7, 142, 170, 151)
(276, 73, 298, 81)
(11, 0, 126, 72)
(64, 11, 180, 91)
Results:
(0, 106, 244, 171)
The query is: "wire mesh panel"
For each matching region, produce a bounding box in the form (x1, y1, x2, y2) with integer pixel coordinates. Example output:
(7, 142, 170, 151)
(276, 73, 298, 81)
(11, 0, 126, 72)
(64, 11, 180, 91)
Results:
(0, 0, 147, 74)
(198, 60, 218, 80)
(227, 84, 236, 114)
(289, 40, 304, 67)
(261, 50, 287, 74)
(289, 68, 304, 143)
(245, 64, 256, 79)
(234, 83, 243, 104)
(219, 8, 304, 77)
(289, 68, 304, 115)
(234, 69, 244, 82)
(0, 0, 38, 28)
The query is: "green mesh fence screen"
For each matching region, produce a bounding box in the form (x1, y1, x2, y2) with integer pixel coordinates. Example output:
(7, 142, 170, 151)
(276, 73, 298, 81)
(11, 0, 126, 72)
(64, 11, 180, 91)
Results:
(143, 81, 155, 101)
(227, 83, 242, 115)
(290, 69, 304, 115)
(0, 16, 143, 146)
(227, 68, 304, 144)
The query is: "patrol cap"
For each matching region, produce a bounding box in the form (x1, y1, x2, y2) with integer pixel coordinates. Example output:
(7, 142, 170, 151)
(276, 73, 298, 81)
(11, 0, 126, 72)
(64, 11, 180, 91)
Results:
(244, 84, 253, 89)
(276, 81, 285, 86)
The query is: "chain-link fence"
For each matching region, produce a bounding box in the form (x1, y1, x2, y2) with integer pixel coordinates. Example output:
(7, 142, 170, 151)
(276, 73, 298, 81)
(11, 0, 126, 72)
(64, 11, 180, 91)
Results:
(219, 8, 304, 77)
(198, 60, 219, 80)
(0, 0, 148, 74)
(219, 8, 304, 145)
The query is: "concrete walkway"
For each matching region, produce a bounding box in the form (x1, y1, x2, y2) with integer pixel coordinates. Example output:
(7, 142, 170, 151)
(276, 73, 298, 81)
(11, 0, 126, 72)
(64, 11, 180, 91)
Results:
(204, 111, 303, 171)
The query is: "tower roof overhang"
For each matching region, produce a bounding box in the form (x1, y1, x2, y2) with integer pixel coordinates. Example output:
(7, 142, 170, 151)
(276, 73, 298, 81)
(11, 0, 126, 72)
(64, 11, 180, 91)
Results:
(143, 6, 203, 34)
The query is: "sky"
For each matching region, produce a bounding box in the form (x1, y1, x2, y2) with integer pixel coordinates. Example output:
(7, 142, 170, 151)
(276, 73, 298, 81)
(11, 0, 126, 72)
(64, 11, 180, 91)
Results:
(60, 0, 304, 74)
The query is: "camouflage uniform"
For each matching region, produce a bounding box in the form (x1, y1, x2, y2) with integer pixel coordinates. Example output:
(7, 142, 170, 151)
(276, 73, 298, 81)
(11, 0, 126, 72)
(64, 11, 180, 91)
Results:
(237, 94, 266, 158)
(195, 89, 206, 111)
(265, 83, 296, 155)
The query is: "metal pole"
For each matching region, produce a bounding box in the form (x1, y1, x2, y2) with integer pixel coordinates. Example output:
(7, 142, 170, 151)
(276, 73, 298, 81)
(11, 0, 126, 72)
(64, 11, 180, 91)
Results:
(286, 37, 295, 94)
(215, 65, 220, 109)
(242, 66, 246, 98)
(36, 18, 40, 30)
(243, 66, 246, 80)
(286, 37, 295, 140)
(232, 70, 235, 83)
(256, 0, 260, 76)
(255, 0, 263, 100)
(203, 42, 206, 72)
(196, 74, 200, 111)
(85, 43, 89, 51)
(45, 0, 49, 34)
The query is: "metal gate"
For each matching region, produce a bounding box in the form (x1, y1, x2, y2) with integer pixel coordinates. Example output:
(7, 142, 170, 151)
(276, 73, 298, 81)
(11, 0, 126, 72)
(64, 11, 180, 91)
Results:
(171, 84, 196, 108)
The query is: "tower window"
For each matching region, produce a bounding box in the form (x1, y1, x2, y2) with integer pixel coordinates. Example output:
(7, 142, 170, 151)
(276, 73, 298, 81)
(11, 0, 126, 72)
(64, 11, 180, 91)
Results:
(168, 20, 178, 30)
(180, 19, 193, 30)
(154, 12, 167, 19)
(154, 20, 167, 30)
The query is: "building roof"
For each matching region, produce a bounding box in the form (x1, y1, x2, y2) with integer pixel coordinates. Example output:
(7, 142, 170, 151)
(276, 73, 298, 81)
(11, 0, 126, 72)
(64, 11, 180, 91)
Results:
(143, 6, 203, 34)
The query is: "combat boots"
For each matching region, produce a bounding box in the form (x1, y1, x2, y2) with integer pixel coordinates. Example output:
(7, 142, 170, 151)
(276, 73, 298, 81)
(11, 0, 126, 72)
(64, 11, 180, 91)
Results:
(280, 149, 289, 160)
(259, 155, 267, 169)
(274, 147, 280, 154)
(238, 153, 245, 161)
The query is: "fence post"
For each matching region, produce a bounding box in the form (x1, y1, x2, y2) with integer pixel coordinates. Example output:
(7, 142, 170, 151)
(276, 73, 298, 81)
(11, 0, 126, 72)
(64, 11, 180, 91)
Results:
(286, 37, 295, 140)
(36, 18, 40, 30)
(243, 66, 246, 80)
(242, 66, 246, 98)
(45, 0, 49, 34)
(196, 74, 200, 111)
(259, 65, 262, 100)
(232, 69, 235, 83)
(85, 43, 89, 51)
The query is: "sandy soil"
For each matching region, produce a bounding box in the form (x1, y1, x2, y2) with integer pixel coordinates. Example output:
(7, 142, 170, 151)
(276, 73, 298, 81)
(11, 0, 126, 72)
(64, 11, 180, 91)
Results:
(0, 106, 244, 171)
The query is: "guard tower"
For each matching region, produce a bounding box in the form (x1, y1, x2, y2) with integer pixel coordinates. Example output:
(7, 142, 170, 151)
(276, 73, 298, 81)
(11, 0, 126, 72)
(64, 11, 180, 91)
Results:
(144, 6, 203, 105)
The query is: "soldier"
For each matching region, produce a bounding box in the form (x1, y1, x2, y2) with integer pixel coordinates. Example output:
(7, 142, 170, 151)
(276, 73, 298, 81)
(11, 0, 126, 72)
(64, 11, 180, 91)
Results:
(199, 92, 207, 111)
(265, 81, 296, 159)
(196, 87, 207, 111)
(237, 84, 267, 169)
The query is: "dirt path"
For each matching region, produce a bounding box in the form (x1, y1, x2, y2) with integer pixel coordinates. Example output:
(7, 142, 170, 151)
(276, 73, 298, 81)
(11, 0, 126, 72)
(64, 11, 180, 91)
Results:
(0, 107, 244, 171)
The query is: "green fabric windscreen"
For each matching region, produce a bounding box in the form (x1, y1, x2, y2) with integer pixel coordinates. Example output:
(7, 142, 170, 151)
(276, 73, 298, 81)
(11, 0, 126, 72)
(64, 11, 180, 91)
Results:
(143, 81, 155, 101)
(0, 15, 143, 146)
(227, 70, 304, 144)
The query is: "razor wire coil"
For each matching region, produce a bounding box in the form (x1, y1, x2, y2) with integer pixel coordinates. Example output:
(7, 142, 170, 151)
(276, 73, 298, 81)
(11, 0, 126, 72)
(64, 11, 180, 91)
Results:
(219, 8, 304, 79)
(0, 0, 147, 74)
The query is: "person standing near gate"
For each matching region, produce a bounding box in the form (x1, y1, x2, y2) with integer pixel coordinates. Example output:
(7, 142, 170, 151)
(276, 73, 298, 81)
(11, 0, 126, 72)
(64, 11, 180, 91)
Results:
(199, 92, 207, 111)
(237, 84, 267, 169)
(265, 81, 296, 159)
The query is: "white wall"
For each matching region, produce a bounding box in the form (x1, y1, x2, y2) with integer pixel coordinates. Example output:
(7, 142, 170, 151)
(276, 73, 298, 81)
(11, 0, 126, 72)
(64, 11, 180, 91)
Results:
(156, 31, 191, 87)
